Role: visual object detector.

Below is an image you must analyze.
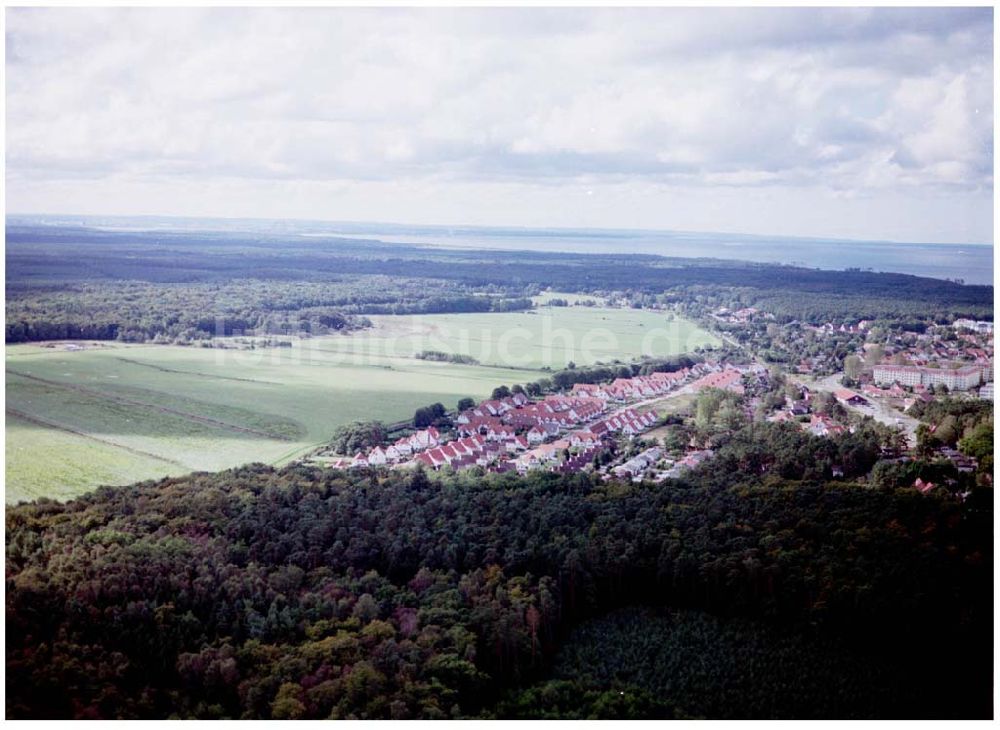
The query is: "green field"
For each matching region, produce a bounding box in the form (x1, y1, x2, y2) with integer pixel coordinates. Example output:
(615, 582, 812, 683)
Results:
(5, 309, 717, 503)
(530, 290, 607, 306)
(321, 308, 718, 370)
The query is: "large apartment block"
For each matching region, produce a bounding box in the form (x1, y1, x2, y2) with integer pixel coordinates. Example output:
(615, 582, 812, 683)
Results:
(952, 319, 994, 333)
(872, 364, 986, 391)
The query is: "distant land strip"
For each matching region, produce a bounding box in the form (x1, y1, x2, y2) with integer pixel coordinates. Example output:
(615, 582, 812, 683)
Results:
(6, 370, 292, 441)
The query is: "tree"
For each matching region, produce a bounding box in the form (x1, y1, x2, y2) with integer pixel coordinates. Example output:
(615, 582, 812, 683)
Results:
(934, 415, 959, 446)
(414, 407, 434, 428)
(491, 386, 511, 400)
(330, 421, 386, 454)
(352, 593, 379, 623)
(816, 392, 845, 419)
(457, 397, 476, 412)
(5, 448, 992, 720)
(525, 605, 541, 661)
(844, 355, 862, 380)
(271, 683, 307, 720)
(959, 421, 993, 461)
(718, 402, 745, 432)
(415, 403, 447, 428)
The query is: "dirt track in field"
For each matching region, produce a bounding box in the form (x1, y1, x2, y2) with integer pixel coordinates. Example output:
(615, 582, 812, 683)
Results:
(6, 407, 189, 467)
(7, 369, 292, 441)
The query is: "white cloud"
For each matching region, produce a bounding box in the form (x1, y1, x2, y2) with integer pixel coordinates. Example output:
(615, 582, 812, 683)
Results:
(4, 7, 994, 243)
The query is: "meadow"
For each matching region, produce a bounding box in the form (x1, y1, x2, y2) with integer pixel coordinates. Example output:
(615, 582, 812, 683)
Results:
(530, 291, 606, 306)
(5, 307, 717, 502)
(318, 307, 718, 370)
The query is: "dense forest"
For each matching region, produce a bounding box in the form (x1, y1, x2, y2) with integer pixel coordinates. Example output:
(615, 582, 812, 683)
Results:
(6, 223, 992, 343)
(5, 278, 532, 344)
(497, 606, 947, 719)
(7, 419, 992, 719)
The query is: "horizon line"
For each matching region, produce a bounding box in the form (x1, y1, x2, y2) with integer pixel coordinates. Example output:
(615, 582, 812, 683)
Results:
(5, 211, 994, 249)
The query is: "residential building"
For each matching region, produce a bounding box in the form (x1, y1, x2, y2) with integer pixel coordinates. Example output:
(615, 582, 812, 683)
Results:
(872, 364, 984, 391)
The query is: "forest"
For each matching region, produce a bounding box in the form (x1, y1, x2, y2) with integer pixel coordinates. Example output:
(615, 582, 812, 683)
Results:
(6, 418, 992, 719)
(5, 278, 532, 344)
(6, 223, 992, 343)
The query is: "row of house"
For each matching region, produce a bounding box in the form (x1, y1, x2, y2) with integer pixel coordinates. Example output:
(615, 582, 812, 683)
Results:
(456, 394, 608, 445)
(806, 320, 871, 336)
(563, 361, 749, 404)
(613, 446, 663, 480)
(712, 307, 780, 324)
(570, 369, 690, 401)
(687, 367, 745, 394)
(347, 390, 610, 469)
(323, 425, 444, 468)
(514, 407, 659, 474)
(339, 383, 661, 475)
(348, 426, 445, 467)
(411, 434, 498, 470)
(328, 352, 732, 476)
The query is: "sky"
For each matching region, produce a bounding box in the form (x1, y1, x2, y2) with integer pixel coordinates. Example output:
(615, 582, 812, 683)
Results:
(5, 7, 995, 244)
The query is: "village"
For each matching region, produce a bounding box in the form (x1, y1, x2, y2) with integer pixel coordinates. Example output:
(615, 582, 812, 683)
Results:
(732, 310, 993, 490)
(316, 360, 769, 482)
(812, 316, 993, 420)
(311, 305, 993, 494)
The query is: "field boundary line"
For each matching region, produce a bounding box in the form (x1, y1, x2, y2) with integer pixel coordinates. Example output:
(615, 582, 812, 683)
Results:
(7, 369, 293, 441)
(306, 346, 543, 372)
(6, 407, 189, 468)
(112, 356, 285, 385)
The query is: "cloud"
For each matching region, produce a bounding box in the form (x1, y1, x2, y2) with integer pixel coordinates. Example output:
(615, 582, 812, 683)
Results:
(4, 7, 994, 242)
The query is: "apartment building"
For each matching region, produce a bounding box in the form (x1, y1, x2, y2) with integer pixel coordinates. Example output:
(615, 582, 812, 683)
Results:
(872, 364, 984, 391)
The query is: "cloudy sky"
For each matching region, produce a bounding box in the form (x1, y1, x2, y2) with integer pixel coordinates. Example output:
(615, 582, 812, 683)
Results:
(5, 7, 994, 244)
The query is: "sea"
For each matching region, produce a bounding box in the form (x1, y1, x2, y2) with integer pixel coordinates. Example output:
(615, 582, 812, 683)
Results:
(9, 215, 995, 286)
(301, 223, 995, 286)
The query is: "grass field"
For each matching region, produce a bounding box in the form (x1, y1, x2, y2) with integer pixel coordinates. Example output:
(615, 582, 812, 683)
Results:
(6, 411, 186, 502)
(530, 291, 607, 306)
(321, 308, 718, 370)
(4, 309, 717, 503)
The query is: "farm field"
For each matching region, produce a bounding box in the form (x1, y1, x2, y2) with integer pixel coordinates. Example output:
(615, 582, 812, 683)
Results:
(4, 341, 528, 503)
(321, 307, 719, 370)
(5, 411, 186, 503)
(4, 309, 717, 502)
(530, 290, 606, 306)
